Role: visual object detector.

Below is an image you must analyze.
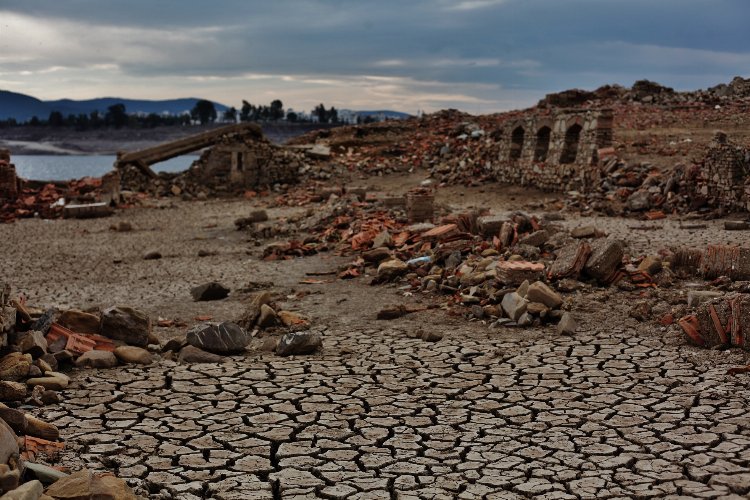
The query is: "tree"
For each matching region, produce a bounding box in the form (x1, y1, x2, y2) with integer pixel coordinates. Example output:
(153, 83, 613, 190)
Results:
(48, 111, 64, 127)
(314, 103, 327, 123)
(328, 106, 339, 124)
(191, 100, 217, 125)
(105, 103, 128, 128)
(270, 99, 284, 121)
(223, 106, 237, 123)
(29, 116, 40, 126)
(240, 100, 252, 122)
(286, 111, 298, 122)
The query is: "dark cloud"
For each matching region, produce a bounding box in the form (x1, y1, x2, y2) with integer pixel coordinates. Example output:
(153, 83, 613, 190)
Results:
(1, 0, 748, 111)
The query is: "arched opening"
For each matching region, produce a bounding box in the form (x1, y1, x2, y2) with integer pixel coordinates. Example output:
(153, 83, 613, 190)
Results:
(560, 123, 583, 164)
(533, 126, 551, 162)
(509, 126, 525, 161)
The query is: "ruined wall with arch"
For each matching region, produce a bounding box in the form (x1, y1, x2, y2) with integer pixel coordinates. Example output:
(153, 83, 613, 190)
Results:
(490, 108, 613, 192)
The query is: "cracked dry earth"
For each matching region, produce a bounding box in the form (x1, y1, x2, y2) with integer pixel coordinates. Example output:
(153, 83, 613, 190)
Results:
(4, 191, 750, 499)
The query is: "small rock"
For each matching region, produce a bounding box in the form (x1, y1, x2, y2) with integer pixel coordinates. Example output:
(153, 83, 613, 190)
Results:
(57, 310, 100, 334)
(100, 306, 151, 347)
(113, 346, 153, 365)
(687, 290, 723, 308)
(74, 350, 118, 369)
(629, 301, 652, 322)
(0, 420, 18, 465)
(637, 255, 663, 276)
(377, 259, 408, 281)
(0, 463, 20, 494)
(161, 336, 187, 353)
(277, 311, 309, 327)
(44, 470, 93, 499)
(236, 292, 273, 329)
(190, 282, 230, 301)
(557, 312, 578, 335)
(516, 280, 530, 298)
(518, 230, 549, 247)
(571, 226, 598, 238)
(527, 302, 550, 317)
(421, 330, 443, 342)
(185, 322, 249, 354)
(725, 220, 749, 230)
(24, 462, 68, 485)
(0, 353, 32, 382)
(143, 250, 162, 260)
(26, 372, 69, 391)
(177, 346, 225, 364)
(584, 238, 625, 282)
(276, 331, 322, 356)
(256, 305, 278, 328)
(15, 331, 47, 359)
(517, 312, 533, 327)
(0, 479, 41, 499)
(372, 231, 392, 248)
(526, 281, 563, 309)
(0, 382, 26, 402)
(501, 292, 528, 322)
(362, 247, 391, 263)
(115, 221, 133, 232)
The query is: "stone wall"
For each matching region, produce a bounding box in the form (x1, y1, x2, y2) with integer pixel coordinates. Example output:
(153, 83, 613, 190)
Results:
(491, 108, 613, 192)
(693, 132, 750, 211)
(186, 136, 301, 190)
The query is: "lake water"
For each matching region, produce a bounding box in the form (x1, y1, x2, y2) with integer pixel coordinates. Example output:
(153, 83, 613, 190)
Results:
(11, 155, 198, 181)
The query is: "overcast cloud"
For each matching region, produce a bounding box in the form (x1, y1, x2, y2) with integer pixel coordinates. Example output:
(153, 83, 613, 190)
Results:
(0, 0, 748, 113)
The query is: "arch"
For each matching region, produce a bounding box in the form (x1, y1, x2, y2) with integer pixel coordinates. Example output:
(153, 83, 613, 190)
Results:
(560, 123, 583, 164)
(509, 126, 525, 161)
(533, 126, 552, 162)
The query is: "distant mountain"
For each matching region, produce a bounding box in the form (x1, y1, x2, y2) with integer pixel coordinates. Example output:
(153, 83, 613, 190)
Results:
(0, 90, 229, 122)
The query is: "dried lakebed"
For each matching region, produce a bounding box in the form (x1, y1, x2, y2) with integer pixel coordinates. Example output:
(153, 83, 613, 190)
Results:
(3, 197, 750, 498)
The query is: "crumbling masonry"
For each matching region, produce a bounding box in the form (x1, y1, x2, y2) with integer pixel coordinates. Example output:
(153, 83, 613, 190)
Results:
(692, 132, 750, 211)
(490, 108, 614, 192)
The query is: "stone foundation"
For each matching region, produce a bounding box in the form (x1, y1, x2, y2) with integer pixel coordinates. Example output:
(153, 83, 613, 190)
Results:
(0, 149, 19, 202)
(693, 132, 750, 211)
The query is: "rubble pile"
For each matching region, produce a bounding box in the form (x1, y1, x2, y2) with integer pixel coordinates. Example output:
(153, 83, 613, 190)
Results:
(0, 285, 149, 497)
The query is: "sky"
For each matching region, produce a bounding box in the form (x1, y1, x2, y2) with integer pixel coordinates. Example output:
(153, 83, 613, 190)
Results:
(0, 0, 748, 114)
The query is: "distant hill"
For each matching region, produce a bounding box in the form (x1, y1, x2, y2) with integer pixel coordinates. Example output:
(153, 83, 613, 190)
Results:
(0, 90, 229, 122)
(355, 110, 412, 120)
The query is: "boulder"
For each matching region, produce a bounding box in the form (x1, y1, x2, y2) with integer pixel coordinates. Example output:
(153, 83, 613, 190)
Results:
(100, 306, 150, 347)
(186, 322, 249, 354)
(278, 311, 309, 328)
(113, 346, 153, 365)
(0, 353, 32, 382)
(57, 310, 100, 334)
(525, 282, 563, 309)
(91, 474, 138, 500)
(177, 346, 225, 364)
(74, 351, 118, 369)
(190, 282, 230, 301)
(276, 331, 322, 356)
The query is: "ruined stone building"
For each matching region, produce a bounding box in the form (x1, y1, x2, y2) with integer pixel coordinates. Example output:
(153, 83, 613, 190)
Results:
(490, 108, 613, 192)
(693, 132, 750, 211)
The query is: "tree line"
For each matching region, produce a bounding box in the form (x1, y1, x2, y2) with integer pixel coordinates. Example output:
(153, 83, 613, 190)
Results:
(0, 98, 343, 129)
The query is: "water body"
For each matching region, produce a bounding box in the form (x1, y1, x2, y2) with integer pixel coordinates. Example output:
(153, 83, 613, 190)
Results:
(11, 155, 197, 181)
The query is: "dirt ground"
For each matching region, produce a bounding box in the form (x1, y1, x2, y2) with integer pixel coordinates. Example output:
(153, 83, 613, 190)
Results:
(4, 178, 750, 499)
